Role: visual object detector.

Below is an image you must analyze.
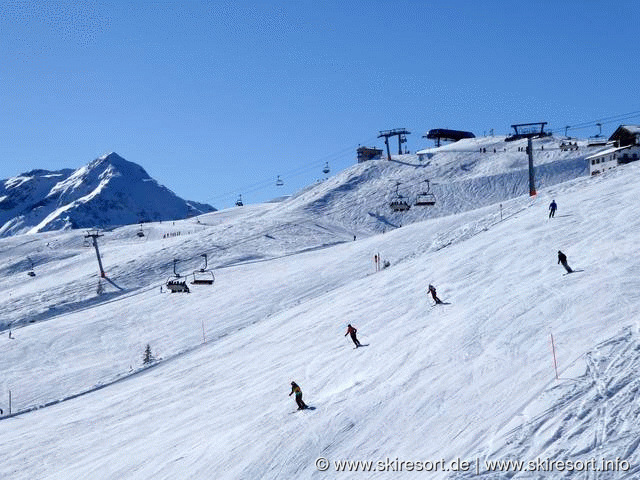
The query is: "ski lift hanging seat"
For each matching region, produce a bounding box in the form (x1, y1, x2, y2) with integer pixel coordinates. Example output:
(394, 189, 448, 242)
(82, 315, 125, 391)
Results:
(166, 278, 190, 293)
(26, 257, 36, 276)
(192, 270, 215, 285)
(587, 136, 607, 147)
(390, 182, 411, 212)
(236, 195, 243, 207)
(322, 162, 330, 174)
(191, 254, 215, 285)
(415, 193, 436, 206)
(166, 258, 190, 292)
(276, 175, 284, 186)
(414, 179, 436, 206)
(390, 199, 411, 212)
(588, 123, 608, 147)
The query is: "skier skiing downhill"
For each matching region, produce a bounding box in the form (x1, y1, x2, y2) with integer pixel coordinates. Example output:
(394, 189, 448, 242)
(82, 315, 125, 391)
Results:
(549, 200, 558, 218)
(428, 284, 443, 305)
(289, 382, 307, 410)
(558, 250, 573, 273)
(345, 324, 361, 348)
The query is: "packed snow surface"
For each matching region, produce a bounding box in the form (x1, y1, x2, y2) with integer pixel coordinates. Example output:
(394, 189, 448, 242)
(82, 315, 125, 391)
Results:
(1, 140, 638, 479)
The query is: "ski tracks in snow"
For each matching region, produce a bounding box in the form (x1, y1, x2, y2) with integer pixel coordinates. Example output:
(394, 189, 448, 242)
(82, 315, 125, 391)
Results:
(451, 328, 640, 479)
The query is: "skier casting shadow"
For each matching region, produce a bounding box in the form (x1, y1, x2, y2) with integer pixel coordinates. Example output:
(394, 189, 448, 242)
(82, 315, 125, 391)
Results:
(289, 381, 308, 410)
(345, 324, 362, 348)
(558, 250, 573, 274)
(428, 284, 450, 305)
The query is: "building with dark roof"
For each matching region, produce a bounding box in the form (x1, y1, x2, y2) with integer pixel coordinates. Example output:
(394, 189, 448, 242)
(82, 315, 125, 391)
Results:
(608, 125, 640, 148)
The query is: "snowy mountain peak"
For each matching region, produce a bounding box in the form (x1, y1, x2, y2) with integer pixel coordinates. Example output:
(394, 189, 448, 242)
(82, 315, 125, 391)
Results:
(92, 152, 149, 179)
(0, 153, 215, 237)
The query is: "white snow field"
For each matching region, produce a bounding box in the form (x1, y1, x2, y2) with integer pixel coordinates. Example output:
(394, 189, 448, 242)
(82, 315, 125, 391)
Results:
(1, 141, 640, 479)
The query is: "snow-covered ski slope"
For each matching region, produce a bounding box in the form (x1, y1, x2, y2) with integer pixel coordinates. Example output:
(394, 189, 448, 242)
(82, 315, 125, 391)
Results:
(2, 142, 639, 479)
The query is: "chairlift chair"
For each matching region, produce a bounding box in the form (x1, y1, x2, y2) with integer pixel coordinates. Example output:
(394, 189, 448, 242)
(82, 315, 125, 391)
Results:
(389, 182, 411, 212)
(191, 254, 215, 285)
(415, 179, 436, 206)
(236, 195, 243, 207)
(588, 123, 607, 147)
(137, 224, 145, 238)
(166, 259, 190, 293)
(276, 175, 284, 187)
(390, 199, 411, 212)
(26, 256, 36, 277)
(322, 162, 330, 174)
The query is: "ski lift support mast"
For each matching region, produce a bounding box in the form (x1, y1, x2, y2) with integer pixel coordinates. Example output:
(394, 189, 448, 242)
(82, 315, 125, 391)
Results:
(378, 128, 410, 160)
(84, 230, 106, 278)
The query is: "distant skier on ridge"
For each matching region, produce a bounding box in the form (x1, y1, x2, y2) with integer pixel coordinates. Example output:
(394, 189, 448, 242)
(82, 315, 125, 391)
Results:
(549, 200, 558, 218)
(345, 324, 362, 348)
(558, 250, 573, 274)
(289, 381, 308, 410)
(428, 284, 444, 305)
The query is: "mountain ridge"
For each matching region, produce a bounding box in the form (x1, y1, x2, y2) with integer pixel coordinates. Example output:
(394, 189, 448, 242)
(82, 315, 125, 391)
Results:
(0, 152, 215, 237)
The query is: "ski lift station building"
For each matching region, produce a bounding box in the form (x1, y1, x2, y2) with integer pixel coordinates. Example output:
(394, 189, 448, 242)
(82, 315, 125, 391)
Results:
(586, 125, 640, 176)
(416, 128, 475, 161)
(357, 146, 383, 163)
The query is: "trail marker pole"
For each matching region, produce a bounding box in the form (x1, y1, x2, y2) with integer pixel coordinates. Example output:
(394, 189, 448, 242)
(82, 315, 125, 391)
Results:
(550, 334, 559, 380)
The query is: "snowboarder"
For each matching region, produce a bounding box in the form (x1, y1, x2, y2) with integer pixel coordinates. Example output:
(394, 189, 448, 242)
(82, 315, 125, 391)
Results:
(345, 324, 361, 348)
(428, 284, 443, 304)
(549, 200, 557, 218)
(289, 382, 307, 410)
(558, 250, 573, 273)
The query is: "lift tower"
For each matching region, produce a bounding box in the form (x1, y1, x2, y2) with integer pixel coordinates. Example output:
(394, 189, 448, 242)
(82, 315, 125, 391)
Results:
(85, 230, 106, 278)
(378, 129, 410, 160)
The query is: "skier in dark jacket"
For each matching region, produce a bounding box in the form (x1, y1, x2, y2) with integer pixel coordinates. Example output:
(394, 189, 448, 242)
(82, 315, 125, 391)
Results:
(549, 200, 557, 218)
(345, 324, 361, 347)
(428, 284, 443, 304)
(558, 250, 573, 273)
(289, 382, 307, 410)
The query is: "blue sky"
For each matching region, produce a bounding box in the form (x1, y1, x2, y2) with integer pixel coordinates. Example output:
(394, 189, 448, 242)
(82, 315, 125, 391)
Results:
(1, 0, 639, 208)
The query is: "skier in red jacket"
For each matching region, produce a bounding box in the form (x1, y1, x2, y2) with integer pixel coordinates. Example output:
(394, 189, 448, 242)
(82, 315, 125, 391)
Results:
(345, 324, 361, 348)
